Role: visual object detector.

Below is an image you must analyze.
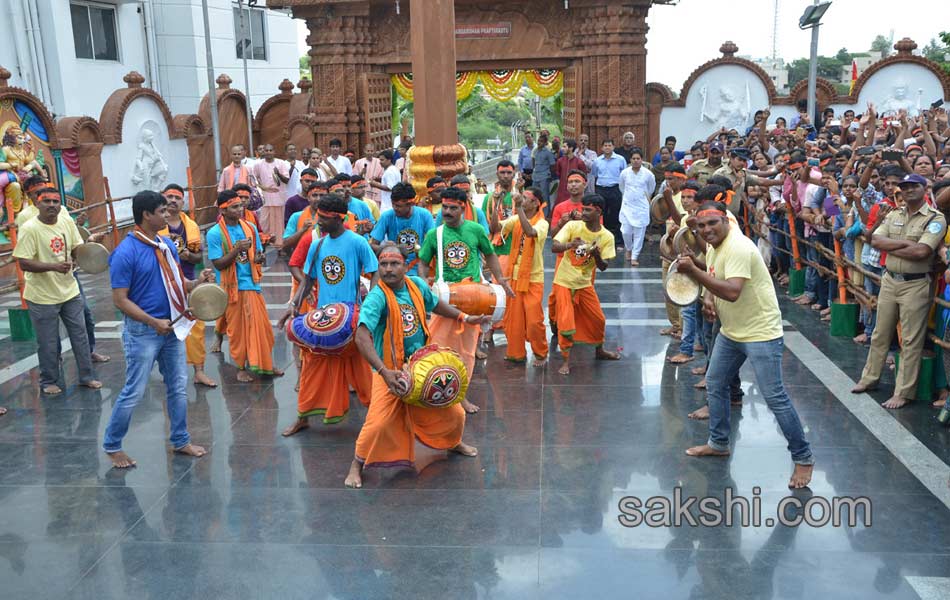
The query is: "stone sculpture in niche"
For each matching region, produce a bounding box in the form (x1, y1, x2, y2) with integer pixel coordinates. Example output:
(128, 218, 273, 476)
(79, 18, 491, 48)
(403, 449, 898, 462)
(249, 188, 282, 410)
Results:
(130, 128, 168, 191)
(878, 79, 919, 116)
(699, 84, 751, 131)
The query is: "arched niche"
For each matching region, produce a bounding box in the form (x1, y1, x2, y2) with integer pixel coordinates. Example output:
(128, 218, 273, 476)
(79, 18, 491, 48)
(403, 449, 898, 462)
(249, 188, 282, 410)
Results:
(99, 72, 190, 222)
(55, 116, 107, 227)
(199, 74, 252, 164)
(253, 80, 295, 157)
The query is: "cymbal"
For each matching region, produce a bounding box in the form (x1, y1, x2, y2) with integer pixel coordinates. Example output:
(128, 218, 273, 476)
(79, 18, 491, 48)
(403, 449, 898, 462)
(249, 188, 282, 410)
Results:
(73, 242, 109, 274)
(188, 284, 228, 321)
(77, 226, 91, 241)
(659, 233, 675, 261)
(665, 263, 701, 307)
(673, 226, 698, 255)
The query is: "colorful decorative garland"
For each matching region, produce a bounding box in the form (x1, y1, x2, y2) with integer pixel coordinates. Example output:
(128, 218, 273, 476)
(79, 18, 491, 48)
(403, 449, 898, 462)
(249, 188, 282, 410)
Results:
(391, 69, 563, 102)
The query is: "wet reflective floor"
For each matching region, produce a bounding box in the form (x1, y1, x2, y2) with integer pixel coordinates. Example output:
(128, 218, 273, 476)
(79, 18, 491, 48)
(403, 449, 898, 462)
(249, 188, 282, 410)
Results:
(1, 243, 949, 599)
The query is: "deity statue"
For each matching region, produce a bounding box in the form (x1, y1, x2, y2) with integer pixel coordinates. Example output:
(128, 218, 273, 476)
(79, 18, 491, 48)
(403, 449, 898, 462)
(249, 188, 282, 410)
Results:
(0, 125, 45, 214)
(878, 79, 918, 116)
(130, 128, 169, 191)
(699, 84, 752, 130)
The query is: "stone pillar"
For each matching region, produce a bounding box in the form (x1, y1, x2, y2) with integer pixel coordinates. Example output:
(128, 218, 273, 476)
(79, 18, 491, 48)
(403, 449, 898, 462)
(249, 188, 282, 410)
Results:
(409, 0, 458, 146)
(577, 2, 651, 147)
(77, 143, 106, 227)
(304, 1, 375, 152)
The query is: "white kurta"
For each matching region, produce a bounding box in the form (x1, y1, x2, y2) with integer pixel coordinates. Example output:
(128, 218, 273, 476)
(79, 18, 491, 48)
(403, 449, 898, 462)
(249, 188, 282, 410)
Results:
(619, 166, 656, 229)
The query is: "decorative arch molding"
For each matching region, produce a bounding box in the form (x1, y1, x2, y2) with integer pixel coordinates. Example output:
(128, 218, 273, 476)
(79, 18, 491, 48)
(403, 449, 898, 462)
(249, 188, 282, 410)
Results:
(779, 77, 841, 107)
(253, 79, 295, 131)
(0, 66, 61, 149)
(671, 42, 779, 108)
(283, 114, 317, 140)
(173, 113, 208, 138)
(198, 74, 251, 130)
(99, 71, 181, 145)
(850, 38, 950, 100)
(55, 116, 103, 148)
(645, 82, 675, 105)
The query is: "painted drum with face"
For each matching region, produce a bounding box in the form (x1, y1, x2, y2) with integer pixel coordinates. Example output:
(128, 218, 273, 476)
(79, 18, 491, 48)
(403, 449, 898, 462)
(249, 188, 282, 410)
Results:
(399, 345, 469, 409)
(286, 301, 360, 355)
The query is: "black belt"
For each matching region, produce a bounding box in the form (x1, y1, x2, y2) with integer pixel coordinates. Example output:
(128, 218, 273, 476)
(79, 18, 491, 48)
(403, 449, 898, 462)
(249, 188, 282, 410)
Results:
(886, 270, 928, 282)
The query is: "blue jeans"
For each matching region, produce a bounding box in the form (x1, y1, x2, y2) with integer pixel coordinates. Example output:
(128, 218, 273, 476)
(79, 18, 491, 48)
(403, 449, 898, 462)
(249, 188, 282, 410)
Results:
(678, 301, 699, 356)
(103, 318, 191, 453)
(862, 264, 882, 338)
(706, 334, 813, 464)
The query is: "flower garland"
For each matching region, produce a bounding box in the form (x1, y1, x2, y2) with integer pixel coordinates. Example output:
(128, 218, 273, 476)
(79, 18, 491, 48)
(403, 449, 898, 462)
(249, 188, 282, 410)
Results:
(391, 69, 562, 102)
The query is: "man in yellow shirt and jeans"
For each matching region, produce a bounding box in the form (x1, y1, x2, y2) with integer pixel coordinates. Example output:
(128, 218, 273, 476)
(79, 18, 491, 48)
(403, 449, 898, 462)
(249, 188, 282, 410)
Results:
(550, 193, 621, 375)
(12, 186, 104, 395)
(674, 196, 814, 489)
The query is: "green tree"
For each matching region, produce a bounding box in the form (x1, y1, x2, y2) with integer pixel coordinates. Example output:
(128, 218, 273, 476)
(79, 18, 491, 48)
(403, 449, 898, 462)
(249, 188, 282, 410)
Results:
(299, 55, 310, 80)
(835, 47, 850, 63)
(870, 34, 892, 57)
(787, 58, 810, 88)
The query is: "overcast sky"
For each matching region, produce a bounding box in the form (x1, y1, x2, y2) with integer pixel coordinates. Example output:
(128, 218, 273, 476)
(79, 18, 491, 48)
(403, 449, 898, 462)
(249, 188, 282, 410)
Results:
(295, 0, 946, 89)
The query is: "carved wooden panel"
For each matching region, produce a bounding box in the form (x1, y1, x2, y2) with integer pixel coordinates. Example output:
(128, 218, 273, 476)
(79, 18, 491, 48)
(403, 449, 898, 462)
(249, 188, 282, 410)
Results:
(562, 63, 581, 139)
(360, 72, 392, 151)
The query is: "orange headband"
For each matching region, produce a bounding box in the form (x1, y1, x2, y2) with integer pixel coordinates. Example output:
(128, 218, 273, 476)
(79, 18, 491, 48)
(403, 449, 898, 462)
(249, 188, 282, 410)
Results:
(26, 181, 48, 193)
(378, 245, 405, 259)
(787, 162, 804, 170)
(442, 197, 467, 207)
(329, 183, 344, 192)
(819, 158, 832, 167)
(219, 198, 239, 210)
(713, 190, 735, 204)
(427, 184, 445, 193)
(697, 209, 727, 218)
(164, 191, 184, 199)
(37, 189, 60, 202)
(452, 182, 471, 191)
(665, 171, 687, 180)
(317, 208, 347, 218)
(567, 174, 587, 184)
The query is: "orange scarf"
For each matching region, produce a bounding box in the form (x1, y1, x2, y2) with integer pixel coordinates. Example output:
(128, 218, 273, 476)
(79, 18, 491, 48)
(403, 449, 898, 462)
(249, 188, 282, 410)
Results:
(380, 277, 430, 370)
(159, 212, 201, 253)
(296, 206, 317, 233)
(217, 217, 263, 303)
(489, 192, 511, 246)
(505, 210, 544, 293)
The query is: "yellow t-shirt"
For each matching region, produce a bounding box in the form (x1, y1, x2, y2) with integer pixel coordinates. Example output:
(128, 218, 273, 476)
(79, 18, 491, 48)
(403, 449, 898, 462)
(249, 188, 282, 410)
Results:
(501, 215, 549, 284)
(553, 220, 616, 289)
(12, 216, 83, 305)
(706, 229, 783, 343)
(15, 203, 70, 227)
(665, 192, 684, 233)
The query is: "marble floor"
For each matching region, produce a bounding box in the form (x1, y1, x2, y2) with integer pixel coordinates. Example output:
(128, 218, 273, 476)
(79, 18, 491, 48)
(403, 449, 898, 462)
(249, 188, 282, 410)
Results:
(1, 243, 950, 600)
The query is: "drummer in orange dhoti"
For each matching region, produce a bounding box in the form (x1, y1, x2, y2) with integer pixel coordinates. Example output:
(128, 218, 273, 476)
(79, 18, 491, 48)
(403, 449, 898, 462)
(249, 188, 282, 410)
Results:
(206, 190, 283, 382)
(278, 193, 378, 436)
(159, 184, 217, 388)
(490, 186, 549, 366)
(418, 186, 514, 413)
(345, 243, 487, 488)
(550, 193, 622, 375)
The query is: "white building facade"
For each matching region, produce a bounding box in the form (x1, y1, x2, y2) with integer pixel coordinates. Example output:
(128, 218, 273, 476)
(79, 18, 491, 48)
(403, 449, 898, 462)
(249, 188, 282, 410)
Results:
(1, 0, 300, 118)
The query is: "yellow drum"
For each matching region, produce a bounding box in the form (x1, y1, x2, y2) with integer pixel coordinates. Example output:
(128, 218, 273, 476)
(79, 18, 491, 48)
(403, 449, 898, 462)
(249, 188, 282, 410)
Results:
(398, 345, 469, 409)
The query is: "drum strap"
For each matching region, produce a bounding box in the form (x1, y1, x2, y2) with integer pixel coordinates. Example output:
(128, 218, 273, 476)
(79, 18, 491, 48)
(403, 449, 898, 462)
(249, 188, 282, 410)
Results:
(436, 225, 446, 285)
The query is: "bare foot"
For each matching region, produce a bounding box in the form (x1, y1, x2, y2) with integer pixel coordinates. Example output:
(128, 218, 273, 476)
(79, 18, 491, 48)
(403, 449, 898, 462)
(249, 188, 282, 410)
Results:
(659, 327, 676, 336)
(450, 441, 478, 457)
(693, 378, 707, 389)
(882, 396, 911, 409)
(558, 361, 570, 375)
(194, 370, 218, 388)
(851, 381, 878, 394)
(667, 353, 694, 364)
(91, 352, 111, 363)
(174, 443, 207, 458)
(475, 349, 488, 360)
(107, 450, 137, 468)
(532, 355, 547, 368)
(344, 459, 363, 488)
(933, 389, 949, 408)
(42, 384, 63, 395)
(685, 444, 730, 457)
(237, 370, 254, 383)
(282, 418, 310, 437)
(0, 407, 6, 416)
(789, 463, 814, 489)
(595, 347, 621, 360)
(80, 380, 103, 389)
(461, 399, 480, 414)
(210, 336, 223, 353)
(691, 366, 706, 376)
(852, 333, 868, 345)
(630, 259, 639, 267)
(688, 405, 710, 420)
(270, 368, 285, 377)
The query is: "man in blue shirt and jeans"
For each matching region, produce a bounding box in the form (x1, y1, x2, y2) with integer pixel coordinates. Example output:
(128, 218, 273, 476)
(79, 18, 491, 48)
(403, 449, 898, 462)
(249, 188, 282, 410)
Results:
(591, 139, 628, 247)
(518, 131, 535, 186)
(103, 191, 214, 469)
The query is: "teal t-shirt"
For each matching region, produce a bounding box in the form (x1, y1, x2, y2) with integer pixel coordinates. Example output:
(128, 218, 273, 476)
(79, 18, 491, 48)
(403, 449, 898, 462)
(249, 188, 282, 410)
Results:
(418, 221, 494, 283)
(206, 222, 263, 291)
(369, 206, 435, 275)
(358, 276, 439, 364)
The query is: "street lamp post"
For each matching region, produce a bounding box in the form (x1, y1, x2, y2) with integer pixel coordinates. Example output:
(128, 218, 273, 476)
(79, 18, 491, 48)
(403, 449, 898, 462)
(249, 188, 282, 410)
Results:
(799, 1, 832, 125)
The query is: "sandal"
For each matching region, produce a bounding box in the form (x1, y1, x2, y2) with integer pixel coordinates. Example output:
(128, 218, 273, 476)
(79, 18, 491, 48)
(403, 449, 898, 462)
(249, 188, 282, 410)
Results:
(42, 384, 63, 395)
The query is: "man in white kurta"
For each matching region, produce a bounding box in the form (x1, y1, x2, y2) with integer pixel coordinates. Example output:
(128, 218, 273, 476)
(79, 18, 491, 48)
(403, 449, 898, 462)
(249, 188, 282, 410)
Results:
(618, 149, 656, 266)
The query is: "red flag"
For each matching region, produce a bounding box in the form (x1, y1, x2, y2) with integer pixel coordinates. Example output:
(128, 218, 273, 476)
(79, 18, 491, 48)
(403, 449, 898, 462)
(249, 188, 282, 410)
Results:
(849, 59, 858, 95)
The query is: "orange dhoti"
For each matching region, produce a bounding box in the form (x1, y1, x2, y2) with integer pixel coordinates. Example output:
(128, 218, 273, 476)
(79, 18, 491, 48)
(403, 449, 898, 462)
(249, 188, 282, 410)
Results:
(551, 283, 606, 353)
(428, 313, 480, 378)
(185, 320, 206, 366)
(504, 282, 549, 361)
(355, 372, 465, 468)
(297, 342, 372, 423)
(225, 290, 275, 374)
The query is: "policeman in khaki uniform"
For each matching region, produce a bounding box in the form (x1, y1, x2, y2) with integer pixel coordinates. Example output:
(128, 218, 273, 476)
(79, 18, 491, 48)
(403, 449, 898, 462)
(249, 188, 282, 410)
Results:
(687, 141, 725, 186)
(852, 174, 947, 409)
